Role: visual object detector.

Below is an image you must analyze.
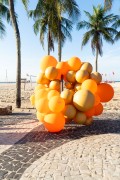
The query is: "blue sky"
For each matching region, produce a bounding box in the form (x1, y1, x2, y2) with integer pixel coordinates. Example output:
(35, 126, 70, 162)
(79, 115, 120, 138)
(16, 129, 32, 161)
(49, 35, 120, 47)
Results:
(0, 0, 120, 82)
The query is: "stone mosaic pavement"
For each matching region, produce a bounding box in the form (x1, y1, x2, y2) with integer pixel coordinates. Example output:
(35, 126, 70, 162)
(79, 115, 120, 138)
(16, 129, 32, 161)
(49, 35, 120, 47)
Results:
(0, 111, 120, 180)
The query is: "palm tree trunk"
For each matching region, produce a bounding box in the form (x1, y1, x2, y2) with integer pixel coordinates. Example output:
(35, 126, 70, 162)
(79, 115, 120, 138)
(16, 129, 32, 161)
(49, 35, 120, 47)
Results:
(58, 20, 62, 62)
(8, 0, 21, 108)
(48, 28, 50, 55)
(95, 48, 99, 72)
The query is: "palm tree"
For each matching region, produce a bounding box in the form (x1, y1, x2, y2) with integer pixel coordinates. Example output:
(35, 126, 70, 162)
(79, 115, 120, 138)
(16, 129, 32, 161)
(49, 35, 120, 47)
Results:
(54, 0, 80, 61)
(29, 0, 79, 61)
(112, 18, 120, 41)
(104, 0, 113, 10)
(0, 1, 10, 38)
(1, 0, 28, 108)
(77, 5, 117, 72)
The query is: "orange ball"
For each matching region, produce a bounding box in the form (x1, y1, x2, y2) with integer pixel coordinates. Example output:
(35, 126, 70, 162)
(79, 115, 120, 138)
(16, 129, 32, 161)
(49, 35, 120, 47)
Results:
(49, 80, 60, 91)
(65, 81, 74, 89)
(85, 107, 95, 117)
(94, 103, 103, 116)
(75, 70, 89, 83)
(73, 89, 95, 112)
(34, 84, 45, 93)
(97, 83, 114, 102)
(81, 62, 93, 73)
(47, 90, 60, 100)
(94, 94, 100, 106)
(36, 98, 50, 113)
(36, 111, 45, 123)
(74, 83, 81, 91)
(36, 72, 50, 85)
(66, 71, 76, 83)
(30, 94, 35, 106)
(84, 117, 93, 126)
(44, 113, 65, 132)
(56, 61, 70, 75)
(81, 79, 97, 94)
(90, 72, 102, 84)
(35, 89, 48, 101)
(55, 69, 61, 80)
(68, 57, 81, 71)
(45, 66, 58, 80)
(60, 89, 74, 104)
(49, 96, 65, 113)
(74, 111, 87, 124)
(40, 55, 57, 71)
(63, 104, 77, 120)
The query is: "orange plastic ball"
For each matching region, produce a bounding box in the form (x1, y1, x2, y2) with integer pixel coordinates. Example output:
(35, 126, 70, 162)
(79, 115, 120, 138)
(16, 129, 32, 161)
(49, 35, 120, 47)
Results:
(35, 89, 48, 101)
(55, 69, 61, 80)
(49, 96, 65, 113)
(81, 62, 93, 73)
(36, 98, 50, 113)
(74, 111, 87, 124)
(68, 57, 81, 71)
(65, 81, 74, 89)
(74, 83, 81, 91)
(34, 84, 45, 93)
(75, 70, 89, 83)
(94, 103, 103, 116)
(36, 111, 45, 123)
(60, 89, 74, 104)
(45, 66, 58, 80)
(97, 83, 114, 102)
(56, 61, 70, 75)
(47, 90, 60, 100)
(84, 117, 93, 126)
(85, 107, 95, 117)
(49, 80, 60, 91)
(36, 72, 50, 85)
(40, 55, 57, 71)
(73, 89, 95, 111)
(44, 113, 65, 132)
(66, 71, 76, 83)
(90, 72, 102, 84)
(81, 79, 97, 94)
(63, 105, 77, 120)
(94, 94, 100, 106)
(30, 94, 35, 106)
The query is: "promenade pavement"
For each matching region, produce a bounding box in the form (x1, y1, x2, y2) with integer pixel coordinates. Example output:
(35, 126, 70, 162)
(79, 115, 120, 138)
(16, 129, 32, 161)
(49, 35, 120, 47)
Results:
(0, 110, 120, 180)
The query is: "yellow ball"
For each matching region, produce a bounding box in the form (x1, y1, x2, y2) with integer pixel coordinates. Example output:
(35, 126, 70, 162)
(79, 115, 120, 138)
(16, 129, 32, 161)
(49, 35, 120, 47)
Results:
(65, 81, 74, 89)
(36, 98, 50, 113)
(49, 80, 60, 91)
(60, 89, 74, 104)
(35, 89, 48, 101)
(81, 79, 97, 94)
(66, 71, 76, 83)
(36, 111, 45, 123)
(47, 90, 60, 100)
(30, 94, 35, 106)
(74, 83, 81, 91)
(90, 72, 102, 84)
(34, 84, 45, 93)
(45, 66, 58, 80)
(40, 55, 57, 71)
(74, 111, 87, 124)
(36, 72, 50, 85)
(63, 105, 77, 121)
(73, 89, 95, 111)
(81, 62, 93, 73)
(68, 57, 81, 71)
(49, 96, 65, 113)
(84, 117, 93, 126)
(75, 70, 89, 83)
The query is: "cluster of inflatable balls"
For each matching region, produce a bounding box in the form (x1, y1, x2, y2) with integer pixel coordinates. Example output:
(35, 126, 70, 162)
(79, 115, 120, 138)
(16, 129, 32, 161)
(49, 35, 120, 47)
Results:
(30, 55, 114, 133)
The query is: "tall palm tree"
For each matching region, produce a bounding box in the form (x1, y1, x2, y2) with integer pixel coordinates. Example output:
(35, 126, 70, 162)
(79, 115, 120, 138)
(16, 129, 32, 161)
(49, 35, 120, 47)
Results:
(77, 5, 117, 72)
(112, 18, 120, 41)
(0, 1, 10, 38)
(104, 0, 113, 10)
(54, 0, 80, 61)
(1, 0, 28, 108)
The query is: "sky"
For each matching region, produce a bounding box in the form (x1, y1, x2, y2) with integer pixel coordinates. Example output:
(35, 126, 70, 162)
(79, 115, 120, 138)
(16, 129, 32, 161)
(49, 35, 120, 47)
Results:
(0, 0, 120, 82)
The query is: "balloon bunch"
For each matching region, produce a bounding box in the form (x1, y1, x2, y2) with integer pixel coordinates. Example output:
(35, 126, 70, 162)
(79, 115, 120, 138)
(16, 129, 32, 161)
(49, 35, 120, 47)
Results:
(30, 56, 114, 133)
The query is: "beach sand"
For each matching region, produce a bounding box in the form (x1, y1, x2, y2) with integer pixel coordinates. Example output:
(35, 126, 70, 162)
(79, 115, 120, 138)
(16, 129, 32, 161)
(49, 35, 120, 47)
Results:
(0, 82, 120, 114)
